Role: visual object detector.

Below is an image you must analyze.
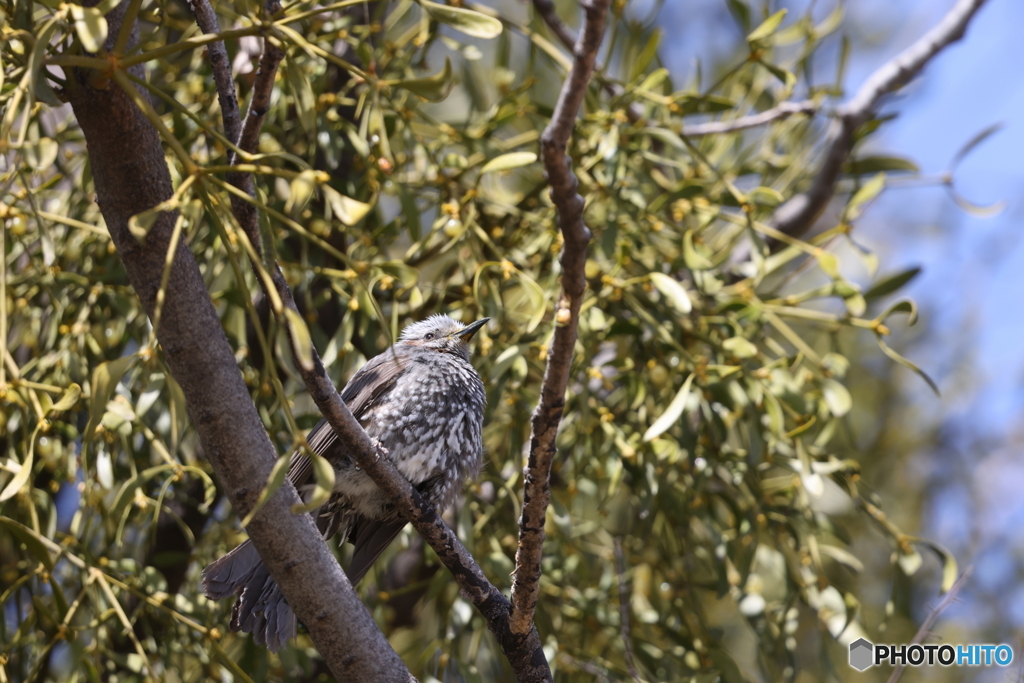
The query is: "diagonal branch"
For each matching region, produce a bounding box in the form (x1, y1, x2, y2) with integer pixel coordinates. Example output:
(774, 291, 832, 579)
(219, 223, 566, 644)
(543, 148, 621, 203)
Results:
(683, 100, 817, 137)
(509, 0, 609, 636)
(770, 0, 989, 242)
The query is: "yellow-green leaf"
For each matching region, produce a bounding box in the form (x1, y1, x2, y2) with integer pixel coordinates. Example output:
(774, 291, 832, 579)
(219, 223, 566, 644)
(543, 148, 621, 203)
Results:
(419, 0, 503, 38)
(324, 186, 372, 226)
(821, 378, 851, 417)
(85, 355, 135, 442)
(747, 9, 788, 42)
(847, 172, 885, 220)
(70, 5, 108, 54)
(480, 152, 538, 175)
(292, 452, 335, 514)
(284, 307, 315, 371)
(644, 373, 695, 442)
(241, 454, 291, 527)
(393, 57, 454, 102)
(683, 230, 712, 270)
(648, 272, 692, 314)
(49, 383, 82, 414)
(723, 337, 758, 358)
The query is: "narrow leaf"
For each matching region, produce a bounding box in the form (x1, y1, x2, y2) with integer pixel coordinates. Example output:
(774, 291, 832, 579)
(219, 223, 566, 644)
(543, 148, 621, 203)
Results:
(241, 454, 291, 527)
(284, 307, 315, 371)
(70, 5, 109, 53)
(864, 267, 921, 299)
(648, 272, 692, 314)
(393, 57, 454, 102)
(292, 453, 335, 514)
(419, 0, 503, 39)
(644, 373, 695, 441)
(747, 9, 788, 42)
(480, 151, 538, 175)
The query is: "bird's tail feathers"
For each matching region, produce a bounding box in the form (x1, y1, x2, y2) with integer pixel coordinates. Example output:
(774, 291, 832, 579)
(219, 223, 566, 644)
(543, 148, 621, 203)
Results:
(201, 539, 296, 652)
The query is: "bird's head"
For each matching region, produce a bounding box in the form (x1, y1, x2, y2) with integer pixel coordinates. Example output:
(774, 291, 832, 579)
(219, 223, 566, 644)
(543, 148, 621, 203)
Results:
(398, 314, 489, 360)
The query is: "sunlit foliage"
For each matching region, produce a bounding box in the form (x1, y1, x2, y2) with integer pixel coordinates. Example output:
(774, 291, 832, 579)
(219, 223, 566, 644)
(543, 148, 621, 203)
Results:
(0, 0, 950, 681)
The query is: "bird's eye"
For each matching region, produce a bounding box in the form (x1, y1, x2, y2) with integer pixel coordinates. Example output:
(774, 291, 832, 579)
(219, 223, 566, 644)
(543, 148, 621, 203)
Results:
(424, 333, 435, 340)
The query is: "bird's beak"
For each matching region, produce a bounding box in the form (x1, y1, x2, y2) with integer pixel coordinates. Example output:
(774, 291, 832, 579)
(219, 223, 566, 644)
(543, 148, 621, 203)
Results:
(455, 318, 489, 341)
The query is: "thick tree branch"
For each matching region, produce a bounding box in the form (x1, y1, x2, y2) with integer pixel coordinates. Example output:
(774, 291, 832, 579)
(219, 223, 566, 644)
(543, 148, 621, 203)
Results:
(683, 100, 817, 137)
(509, 0, 608, 636)
(66, 2, 412, 681)
(770, 0, 988, 241)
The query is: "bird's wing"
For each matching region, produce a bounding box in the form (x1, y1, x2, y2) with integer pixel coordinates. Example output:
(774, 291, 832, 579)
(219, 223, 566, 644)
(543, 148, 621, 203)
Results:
(344, 517, 408, 586)
(285, 348, 410, 494)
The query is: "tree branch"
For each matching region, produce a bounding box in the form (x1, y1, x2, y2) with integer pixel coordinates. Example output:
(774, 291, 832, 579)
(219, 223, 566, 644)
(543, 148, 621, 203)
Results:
(186, 0, 240, 147)
(66, 2, 413, 681)
(770, 0, 988, 241)
(683, 100, 817, 137)
(509, 0, 608, 636)
(203, 3, 552, 681)
(886, 568, 972, 683)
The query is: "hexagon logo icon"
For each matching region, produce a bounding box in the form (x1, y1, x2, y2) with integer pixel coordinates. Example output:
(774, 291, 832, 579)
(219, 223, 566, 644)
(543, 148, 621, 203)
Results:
(849, 638, 874, 671)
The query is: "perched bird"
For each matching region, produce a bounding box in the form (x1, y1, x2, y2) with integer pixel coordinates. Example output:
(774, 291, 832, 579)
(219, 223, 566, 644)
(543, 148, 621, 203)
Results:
(202, 314, 488, 652)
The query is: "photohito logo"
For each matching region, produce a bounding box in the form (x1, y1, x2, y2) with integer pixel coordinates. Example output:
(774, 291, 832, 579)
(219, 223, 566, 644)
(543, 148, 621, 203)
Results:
(849, 638, 1014, 671)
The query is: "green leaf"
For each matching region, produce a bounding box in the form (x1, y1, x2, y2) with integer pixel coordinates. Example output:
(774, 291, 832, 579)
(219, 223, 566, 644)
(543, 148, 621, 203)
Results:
(845, 155, 919, 174)
(748, 186, 783, 207)
(759, 61, 796, 89)
(292, 452, 336, 514)
(864, 267, 921, 299)
(821, 378, 852, 417)
(284, 307, 315, 371)
(285, 57, 316, 137)
(0, 516, 54, 570)
(480, 151, 537, 175)
(683, 230, 712, 270)
(0, 425, 40, 503)
(85, 355, 135, 442)
(241, 454, 291, 527)
(723, 336, 758, 358)
(110, 464, 176, 541)
(70, 5, 109, 53)
(876, 299, 918, 326)
(847, 172, 885, 220)
(877, 336, 939, 395)
(897, 548, 923, 576)
(324, 186, 372, 226)
(48, 383, 82, 414)
(747, 9, 788, 43)
(917, 540, 959, 594)
(285, 170, 318, 215)
(648, 272, 692, 314)
(816, 251, 839, 278)
(419, 0, 503, 39)
(393, 57, 454, 102)
(644, 373, 695, 442)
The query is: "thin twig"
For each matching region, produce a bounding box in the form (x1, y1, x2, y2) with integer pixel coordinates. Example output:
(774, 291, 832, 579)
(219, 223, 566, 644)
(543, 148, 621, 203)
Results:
(683, 100, 817, 137)
(770, 0, 989, 242)
(529, 0, 641, 123)
(613, 537, 642, 683)
(530, 0, 577, 51)
(885, 567, 972, 683)
(186, 0, 241, 146)
(509, 0, 608, 636)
